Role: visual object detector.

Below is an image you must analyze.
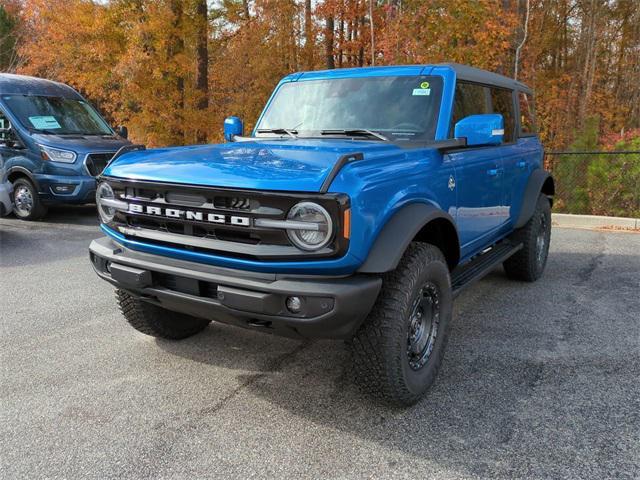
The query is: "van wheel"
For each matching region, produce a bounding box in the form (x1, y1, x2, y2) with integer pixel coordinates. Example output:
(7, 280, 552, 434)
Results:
(12, 178, 47, 220)
(348, 243, 452, 406)
(504, 195, 551, 282)
(116, 289, 211, 340)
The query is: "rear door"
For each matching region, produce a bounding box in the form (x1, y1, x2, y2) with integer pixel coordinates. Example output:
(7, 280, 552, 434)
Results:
(503, 91, 543, 225)
(491, 87, 532, 227)
(448, 82, 508, 257)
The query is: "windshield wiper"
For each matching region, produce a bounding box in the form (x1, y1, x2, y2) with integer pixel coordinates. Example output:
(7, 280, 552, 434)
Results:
(256, 128, 298, 139)
(320, 129, 389, 141)
(30, 129, 61, 135)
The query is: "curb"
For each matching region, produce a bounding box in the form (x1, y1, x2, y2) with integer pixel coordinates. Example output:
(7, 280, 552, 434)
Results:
(552, 213, 640, 231)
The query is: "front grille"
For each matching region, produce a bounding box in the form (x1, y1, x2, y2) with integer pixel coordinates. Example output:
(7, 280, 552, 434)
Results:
(86, 152, 116, 176)
(103, 178, 350, 261)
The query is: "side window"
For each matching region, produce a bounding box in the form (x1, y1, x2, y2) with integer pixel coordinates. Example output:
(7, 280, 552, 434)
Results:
(490, 88, 515, 142)
(451, 82, 491, 134)
(518, 92, 536, 135)
(0, 110, 9, 145)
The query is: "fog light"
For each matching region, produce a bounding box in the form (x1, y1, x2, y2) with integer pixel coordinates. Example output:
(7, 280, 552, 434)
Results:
(52, 184, 75, 194)
(286, 296, 303, 314)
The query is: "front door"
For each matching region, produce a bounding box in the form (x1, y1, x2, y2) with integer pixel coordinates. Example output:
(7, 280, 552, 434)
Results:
(449, 82, 509, 257)
(0, 108, 20, 167)
(450, 147, 506, 255)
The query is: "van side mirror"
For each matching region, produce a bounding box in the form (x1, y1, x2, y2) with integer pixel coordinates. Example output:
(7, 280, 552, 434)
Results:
(224, 116, 243, 142)
(117, 125, 128, 139)
(454, 114, 504, 146)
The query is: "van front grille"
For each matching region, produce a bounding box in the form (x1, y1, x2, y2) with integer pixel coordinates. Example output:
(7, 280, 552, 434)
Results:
(86, 152, 116, 176)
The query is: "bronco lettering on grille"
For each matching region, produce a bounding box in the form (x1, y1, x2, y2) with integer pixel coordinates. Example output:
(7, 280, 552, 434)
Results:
(128, 203, 250, 226)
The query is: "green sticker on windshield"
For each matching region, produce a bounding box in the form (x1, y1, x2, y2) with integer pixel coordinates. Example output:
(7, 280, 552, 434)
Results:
(420, 81, 430, 89)
(29, 116, 61, 130)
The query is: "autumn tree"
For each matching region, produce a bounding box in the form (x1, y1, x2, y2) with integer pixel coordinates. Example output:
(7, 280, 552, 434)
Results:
(11, 0, 640, 150)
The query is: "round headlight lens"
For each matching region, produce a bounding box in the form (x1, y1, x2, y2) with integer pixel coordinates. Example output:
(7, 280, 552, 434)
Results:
(96, 182, 116, 224)
(286, 202, 333, 251)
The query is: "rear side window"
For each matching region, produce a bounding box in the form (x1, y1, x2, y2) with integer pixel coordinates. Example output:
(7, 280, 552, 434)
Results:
(518, 92, 537, 135)
(451, 82, 491, 128)
(490, 88, 515, 142)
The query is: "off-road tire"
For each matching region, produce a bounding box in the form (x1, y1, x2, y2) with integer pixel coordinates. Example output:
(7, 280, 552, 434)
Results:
(349, 243, 453, 406)
(12, 177, 48, 221)
(503, 195, 551, 282)
(116, 289, 211, 339)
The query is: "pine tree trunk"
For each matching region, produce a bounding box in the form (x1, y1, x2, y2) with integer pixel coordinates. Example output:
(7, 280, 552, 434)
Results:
(304, 0, 313, 69)
(326, 15, 335, 69)
(168, 0, 185, 144)
(195, 0, 208, 144)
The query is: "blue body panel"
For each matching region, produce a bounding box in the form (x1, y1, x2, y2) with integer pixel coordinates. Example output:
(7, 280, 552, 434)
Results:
(0, 74, 130, 204)
(98, 64, 543, 275)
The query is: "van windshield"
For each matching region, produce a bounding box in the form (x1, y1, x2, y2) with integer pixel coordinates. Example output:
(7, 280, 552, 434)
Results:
(255, 75, 443, 141)
(2, 95, 113, 135)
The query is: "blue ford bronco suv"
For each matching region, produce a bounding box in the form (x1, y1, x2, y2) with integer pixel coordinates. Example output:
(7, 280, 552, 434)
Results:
(90, 64, 554, 405)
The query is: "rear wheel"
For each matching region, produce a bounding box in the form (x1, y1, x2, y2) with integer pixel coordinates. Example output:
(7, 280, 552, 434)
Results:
(116, 289, 211, 339)
(12, 177, 47, 220)
(503, 194, 551, 282)
(349, 243, 452, 406)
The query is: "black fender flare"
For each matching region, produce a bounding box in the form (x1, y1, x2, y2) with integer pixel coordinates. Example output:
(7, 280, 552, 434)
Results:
(358, 203, 460, 273)
(6, 166, 40, 190)
(515, 169, 555, 228)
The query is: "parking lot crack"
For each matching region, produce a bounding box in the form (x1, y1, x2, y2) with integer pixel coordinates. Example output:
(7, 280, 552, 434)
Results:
(196, 340, 312, 418)
(575, 233, 606, 286)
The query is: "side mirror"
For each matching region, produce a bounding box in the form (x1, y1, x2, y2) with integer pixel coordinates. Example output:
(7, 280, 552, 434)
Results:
(117, 125, 128, 139)
(224, 116, 243, 142)
(454, 114, 504, 147)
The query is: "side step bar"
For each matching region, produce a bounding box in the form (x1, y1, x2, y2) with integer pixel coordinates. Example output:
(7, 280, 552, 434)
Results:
(451, 240, 522, 297)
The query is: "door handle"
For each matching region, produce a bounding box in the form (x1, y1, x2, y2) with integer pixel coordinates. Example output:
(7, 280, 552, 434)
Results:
(517, 161, 527, 168)
(487, 168, 503, 176)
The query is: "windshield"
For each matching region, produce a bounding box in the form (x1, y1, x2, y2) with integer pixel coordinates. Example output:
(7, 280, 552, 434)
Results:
(2, 95, 113, 135)
(256, 75, 443, 141)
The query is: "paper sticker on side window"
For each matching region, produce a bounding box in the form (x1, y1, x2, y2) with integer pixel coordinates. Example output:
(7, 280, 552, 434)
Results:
(29, 116, 61, 130)
(412, 88, 431, 96)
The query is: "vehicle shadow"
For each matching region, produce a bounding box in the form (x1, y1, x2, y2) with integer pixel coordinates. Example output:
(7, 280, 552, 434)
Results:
(41, 204, 99, 227)
(153, 270, 533, 477)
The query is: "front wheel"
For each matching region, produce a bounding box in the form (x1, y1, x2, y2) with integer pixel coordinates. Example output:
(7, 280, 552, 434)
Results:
(12, 177, 48, 220)
(349, 243, 452, 406)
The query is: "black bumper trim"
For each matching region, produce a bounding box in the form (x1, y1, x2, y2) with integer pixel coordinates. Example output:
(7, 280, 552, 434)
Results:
(89, 236, 381, 339)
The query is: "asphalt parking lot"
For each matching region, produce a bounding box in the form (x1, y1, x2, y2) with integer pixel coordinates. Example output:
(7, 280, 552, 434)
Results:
(1, 207, 639, 479)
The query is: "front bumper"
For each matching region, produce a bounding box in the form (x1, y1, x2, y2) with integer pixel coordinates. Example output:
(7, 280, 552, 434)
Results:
(89, 236, 382, 339)
(34, 173, 97, 204)
(0, 180, 13, 216)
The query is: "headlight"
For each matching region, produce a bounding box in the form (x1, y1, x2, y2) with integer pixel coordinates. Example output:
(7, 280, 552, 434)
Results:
(96, 182, 116, 224)
(286, 202, 333, 251)
(39, 145, 77, 163)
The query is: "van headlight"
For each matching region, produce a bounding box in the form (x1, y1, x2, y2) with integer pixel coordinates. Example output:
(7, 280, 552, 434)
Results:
(286, 202, 333, 251)
(39, 145, 77, 163)
(96, 182, 116, 224)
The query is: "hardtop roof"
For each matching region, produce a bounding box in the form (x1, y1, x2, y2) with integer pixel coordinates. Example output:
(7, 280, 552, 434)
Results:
(0, 73, 83, 99)
(293, 63, 532, 93)
(439, 63, 531, 93)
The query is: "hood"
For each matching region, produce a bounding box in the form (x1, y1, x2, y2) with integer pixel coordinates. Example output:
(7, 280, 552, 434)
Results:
(32, 133, 131, 155)
(102, 139, 401, 192)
